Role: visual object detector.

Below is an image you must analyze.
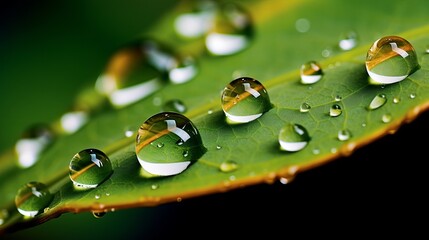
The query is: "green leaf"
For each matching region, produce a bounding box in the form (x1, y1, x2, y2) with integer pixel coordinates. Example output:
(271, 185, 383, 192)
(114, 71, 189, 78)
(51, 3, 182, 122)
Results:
(1, 0, 429, 235)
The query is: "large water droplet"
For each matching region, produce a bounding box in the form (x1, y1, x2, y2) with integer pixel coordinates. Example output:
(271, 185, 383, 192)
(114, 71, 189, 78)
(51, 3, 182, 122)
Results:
(300, 61, 323, 84)
(278, 123, 311, 152)
(205, 2, 254, 56)
(15, 181, 54, 217)
(368, 93, 387, 110)
(15, 123, 54, 168)
(135, 112, 206, 176)
(221, 77, 272, 124)
(69, 148, 113, 189)
(162, 99, 187, 113)
(366, 35, 419, 84)
(329, 104, 342, 117)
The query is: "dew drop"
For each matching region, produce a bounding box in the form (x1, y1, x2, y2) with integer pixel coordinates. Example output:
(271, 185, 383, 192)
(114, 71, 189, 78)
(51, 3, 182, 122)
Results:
(382, 113, 392, 123)
(312, 148, 320, 155)
(338, 31, 358, 51)
(95, 194, 100, 200)
(15, 123, 54, 168)
(151, 184, 159, 190)
(393, 97, 400, 103)
(92, 211, 106, 218)
(409, 93, 416, 99)
(0, 209, 9, 225)
(15, 181, 54, 217)
(300, 61, 323, 84)
(162, 99, 187, 113)
(366, 35, 419, 84)
(221, 77, 272, 124)
(334, 95, 342, 102)
(300, 102, 311, 112)
(219, 160, 238, 172)
(135, 112, 206, 176)
(329, 104, 342, 117)
(337, 129, 352, 141)
(205, 2, 254, 56)
(295, 18, 310, 33)
(278, 123, 311, 152)
(216, 145, 222, 150)
(174, 0, 217, 39)
(69, 148, 113, 189)
(368, 93, 387, 110)
(60, 110, 89, 134)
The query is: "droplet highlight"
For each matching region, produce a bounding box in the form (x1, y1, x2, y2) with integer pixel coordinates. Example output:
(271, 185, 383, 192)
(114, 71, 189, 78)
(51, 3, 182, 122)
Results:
(15, 123, 54, 168)
(300, 61, 323, 84)
(278, 123, 311, 152)
(15, 181, 54, 217)
(135, 112, 206, 176)
(69, 148, 113, 189)
(366, 35, 419, 84)
(221, 77, 272, 124)
(368, 93, 387, 110)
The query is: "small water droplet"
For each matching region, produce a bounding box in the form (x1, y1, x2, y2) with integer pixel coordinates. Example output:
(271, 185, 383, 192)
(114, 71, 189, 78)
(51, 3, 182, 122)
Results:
(92, 211, 106, 218)
(366, 35, 419, 84)
(368, 93, 387, 110)
(95, 194, 100, 200)
(312, 148, 320, 155)
(151, 184, 159, 190)
(295, 18, 310, 33)
(337, 129, 352, 141)
(205, 2, 254, 56)
(362, 122, 367, 127)
(0, 209, 9, 225)
(393, 97, 400, 103)
(216, 145, 222, 150)
(382, 113, 392, 123)
(69, 148, 113, 189)
(15, 181, 54, 217)
(124, 128, 134, 137)
(300, 61, 323, 84)
(338, 31, 358, 51)
(219, 160, 238, 172)
(207, 109, 213, 114)
(60, 110, 89, 134)
(135, 112, 206, 176)
(300, 102, 311, 112)
(409, 93, 416, 99)
(221, 77, 272, 124)
(174, 0, 216, 38)
(162, 99, 187, 113)
(334, 95, 342, 102)
(15, 123, 54, 168)
(329, 104, 342, 117)
(278, 123, 311, 152)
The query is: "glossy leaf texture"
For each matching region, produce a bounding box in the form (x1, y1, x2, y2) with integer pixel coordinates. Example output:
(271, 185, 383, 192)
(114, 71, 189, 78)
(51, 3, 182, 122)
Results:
(1, 0, 429, 234)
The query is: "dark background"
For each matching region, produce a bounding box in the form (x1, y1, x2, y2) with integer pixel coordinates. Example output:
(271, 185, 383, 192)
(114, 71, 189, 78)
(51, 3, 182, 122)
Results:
(1, 1, 426, 239)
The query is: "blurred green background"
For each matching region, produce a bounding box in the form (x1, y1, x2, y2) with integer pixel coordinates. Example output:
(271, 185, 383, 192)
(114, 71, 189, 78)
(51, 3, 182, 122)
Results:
(1, 0, 426, 239)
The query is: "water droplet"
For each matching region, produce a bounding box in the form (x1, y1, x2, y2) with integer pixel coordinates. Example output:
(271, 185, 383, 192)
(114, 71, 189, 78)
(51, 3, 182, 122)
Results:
(334, 95, 342, 102)
(60, 110, 89, 134)
(0, 209, 9, 225)
(15, 123, 54, 168)
(216, 145, 222, 150)
(151, 184, 159, 190)
(221, 77, 272, 124)
(393, 97, 400, 103)
(300, 102, 311, 112)
(15, 181, 54, 217)
(174, 0, 217, 38)
(124, 127, 135, 137)
(278, 123, 311, 152)
(329, 104, 342, 117)
(366, 35, 419, 84)
(135, 112, 206, 176)
(295, 18, 310, 33)
(162, 99, 187, 113)
(219, 160, 238, 172)
(95, 194, 100, 200)
(300, 61, 323, 84)
(368, 93, 387, 110)
(92, 211, 106, 218)
(337, 129, 352, 141)
(312, 148, 320, 155)
(382, 113, 392, 123)
(205, 2, 254, 56)
(69, 148, 113, 189)
(409, 93, 416, 99)
(338, 31, 358, 51)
